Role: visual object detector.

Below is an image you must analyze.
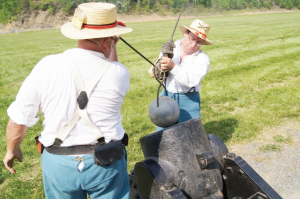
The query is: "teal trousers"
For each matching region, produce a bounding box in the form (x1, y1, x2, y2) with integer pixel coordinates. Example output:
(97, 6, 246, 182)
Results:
(41, 147, 129, 199)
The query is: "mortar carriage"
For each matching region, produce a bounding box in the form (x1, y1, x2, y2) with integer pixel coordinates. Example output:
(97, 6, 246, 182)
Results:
(128, 119, 282, 199)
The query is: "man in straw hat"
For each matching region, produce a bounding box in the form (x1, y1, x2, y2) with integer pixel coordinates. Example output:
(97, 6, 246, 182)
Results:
(152, 19, 213, 131)
(3, 2, 132, 198)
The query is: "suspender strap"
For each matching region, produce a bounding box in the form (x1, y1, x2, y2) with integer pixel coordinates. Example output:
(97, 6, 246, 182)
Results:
(191, 50, 201, 65)
(64, 54, 85, 95)
(54, 53, 111, 145)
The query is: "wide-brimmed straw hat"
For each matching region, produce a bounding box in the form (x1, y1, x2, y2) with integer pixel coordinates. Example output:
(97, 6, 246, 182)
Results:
(179, 19, 213, 45)
(61, 3, 132, 40)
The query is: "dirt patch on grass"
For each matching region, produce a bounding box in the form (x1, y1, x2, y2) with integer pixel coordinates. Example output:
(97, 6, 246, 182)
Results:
(228, 107, 246, 115)
(228, 120, 300, 198)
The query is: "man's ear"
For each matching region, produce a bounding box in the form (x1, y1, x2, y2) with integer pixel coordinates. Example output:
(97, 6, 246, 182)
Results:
(103, 37, 111, 52)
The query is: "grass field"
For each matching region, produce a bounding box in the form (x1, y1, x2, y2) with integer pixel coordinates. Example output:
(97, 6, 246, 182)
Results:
(0, 12, 300, 198)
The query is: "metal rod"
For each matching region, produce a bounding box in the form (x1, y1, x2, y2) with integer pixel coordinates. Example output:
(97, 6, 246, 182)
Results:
(120, 37, 167, 92)
(120, 37, 154, 66)
(170, 14, 181, 39)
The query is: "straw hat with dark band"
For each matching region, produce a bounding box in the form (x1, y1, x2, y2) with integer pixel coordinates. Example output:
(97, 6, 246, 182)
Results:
(61, 3, 132, 40)
(179, 19, 213, 45)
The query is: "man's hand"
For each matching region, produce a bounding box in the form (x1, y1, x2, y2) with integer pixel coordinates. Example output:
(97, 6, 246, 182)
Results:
(154, 39, 176, 80)
(161, 56, 175, 71)
(161, 39, 176, 58)
(110, 35, 120, 47)
(154, 58, 169, 80)
(3, 119, 27, 174)
(3, 149, 23, 174)
(115, 35, 120, 43)
(109, 35, 120, 62)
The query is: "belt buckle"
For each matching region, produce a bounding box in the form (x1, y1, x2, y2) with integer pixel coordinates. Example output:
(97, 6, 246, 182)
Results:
(76, 156, 85, 162)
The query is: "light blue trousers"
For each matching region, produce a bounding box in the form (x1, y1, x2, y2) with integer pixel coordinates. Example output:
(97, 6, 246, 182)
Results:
(41, 147, 129, 199)
(156, 89, 201, 131)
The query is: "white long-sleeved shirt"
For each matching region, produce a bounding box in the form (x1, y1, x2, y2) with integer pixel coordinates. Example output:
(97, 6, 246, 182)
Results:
(7, 48, 130, 147)
(160, 39, 210, 93)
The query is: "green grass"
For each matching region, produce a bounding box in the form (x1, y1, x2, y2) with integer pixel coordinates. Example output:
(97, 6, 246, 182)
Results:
(1, 12, 300, 198)
(259, 144, 282, 152)
(258, 134, 293, 152)
(273, 135, 293, 143)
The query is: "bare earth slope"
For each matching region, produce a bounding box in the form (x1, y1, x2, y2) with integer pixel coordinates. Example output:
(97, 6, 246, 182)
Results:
(0, 8, 298, 34)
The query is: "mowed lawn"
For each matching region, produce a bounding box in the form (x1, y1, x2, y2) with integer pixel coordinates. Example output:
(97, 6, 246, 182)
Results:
(0, 12, 300, 198)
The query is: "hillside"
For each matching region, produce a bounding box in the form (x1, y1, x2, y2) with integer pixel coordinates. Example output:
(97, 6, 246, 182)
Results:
(0, 0, 299, 34)
(0, 8, 298, 34)
(0, 8, 70, 34)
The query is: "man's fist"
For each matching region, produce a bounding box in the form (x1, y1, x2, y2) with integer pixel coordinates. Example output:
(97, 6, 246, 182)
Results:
(161, 39, 176, 58)
(154, 58, 169, 80)
(3, 149, 23, 174)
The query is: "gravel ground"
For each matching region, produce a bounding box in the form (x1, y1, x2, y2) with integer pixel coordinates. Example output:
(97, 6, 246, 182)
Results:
(228, 122, 300, 199)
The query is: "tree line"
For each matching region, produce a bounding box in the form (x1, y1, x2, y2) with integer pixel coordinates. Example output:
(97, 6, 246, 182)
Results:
(0, 0, 299, 24)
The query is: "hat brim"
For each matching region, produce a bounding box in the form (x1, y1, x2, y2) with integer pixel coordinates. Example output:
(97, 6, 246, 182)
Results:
(61, 22, 132, 40)
(179, 25, 213, 45)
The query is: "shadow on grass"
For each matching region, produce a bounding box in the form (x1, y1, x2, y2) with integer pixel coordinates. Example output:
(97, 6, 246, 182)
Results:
(203, 118, 238, 142)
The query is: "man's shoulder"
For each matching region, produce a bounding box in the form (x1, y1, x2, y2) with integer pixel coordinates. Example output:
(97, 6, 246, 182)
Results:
(199, 51, 209, 59)
(174, 39, 183, 46)
(104, 61, 130, 93)
(109, 61, 130, 78)
(31, 53, 63, 74)
(37, 53, 63, 66)
(111, 61, 127, 69)
(193, 51, 210, 66)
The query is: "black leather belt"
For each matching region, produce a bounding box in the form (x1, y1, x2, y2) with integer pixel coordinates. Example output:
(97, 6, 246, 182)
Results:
(45, 134, 128, 155)
(45, 144, 95, 155)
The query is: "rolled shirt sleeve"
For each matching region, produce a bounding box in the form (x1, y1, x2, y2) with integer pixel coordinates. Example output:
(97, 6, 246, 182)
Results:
(7, 64, 40, 127)
(170, 53, 210, 88)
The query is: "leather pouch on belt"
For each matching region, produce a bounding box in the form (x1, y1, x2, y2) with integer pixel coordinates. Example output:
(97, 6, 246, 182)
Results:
(35, 136, 44, 154)
(93, 140, 123, 166)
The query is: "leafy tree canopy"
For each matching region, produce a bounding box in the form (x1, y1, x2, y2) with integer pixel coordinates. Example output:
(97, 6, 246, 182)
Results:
(0, 0, 299, 24)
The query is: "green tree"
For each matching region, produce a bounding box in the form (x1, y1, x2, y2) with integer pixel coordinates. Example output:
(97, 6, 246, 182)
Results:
(285, 0, 294, 8)
(0, 0, 300, 25)
(19, 0, 30, 9)
(0, 0, 20, 23)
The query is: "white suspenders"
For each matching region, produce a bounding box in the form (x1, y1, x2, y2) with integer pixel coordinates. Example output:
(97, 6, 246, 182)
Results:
(191, 50, 201, 65)
(53, 53, 111, 146)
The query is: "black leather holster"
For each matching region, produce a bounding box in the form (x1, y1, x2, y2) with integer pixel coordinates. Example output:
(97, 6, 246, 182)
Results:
(93, 140, 124, 166)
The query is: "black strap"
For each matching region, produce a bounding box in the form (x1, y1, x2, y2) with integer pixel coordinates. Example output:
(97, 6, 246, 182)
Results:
(53, 138, 63, 146)
(97, 137, 106, 145)
(187, 87, 196, 95)
(122, 133, 129, 146)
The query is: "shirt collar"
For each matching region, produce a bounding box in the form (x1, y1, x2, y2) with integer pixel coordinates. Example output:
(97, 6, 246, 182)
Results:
(177, 38, 201, 56)
(65, 48, 107, 59)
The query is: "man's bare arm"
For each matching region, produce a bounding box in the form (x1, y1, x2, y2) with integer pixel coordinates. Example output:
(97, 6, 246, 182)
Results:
(3, 119, 27, 174)
(109, 45, 118, 62)
(109, 35, 120, 62)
